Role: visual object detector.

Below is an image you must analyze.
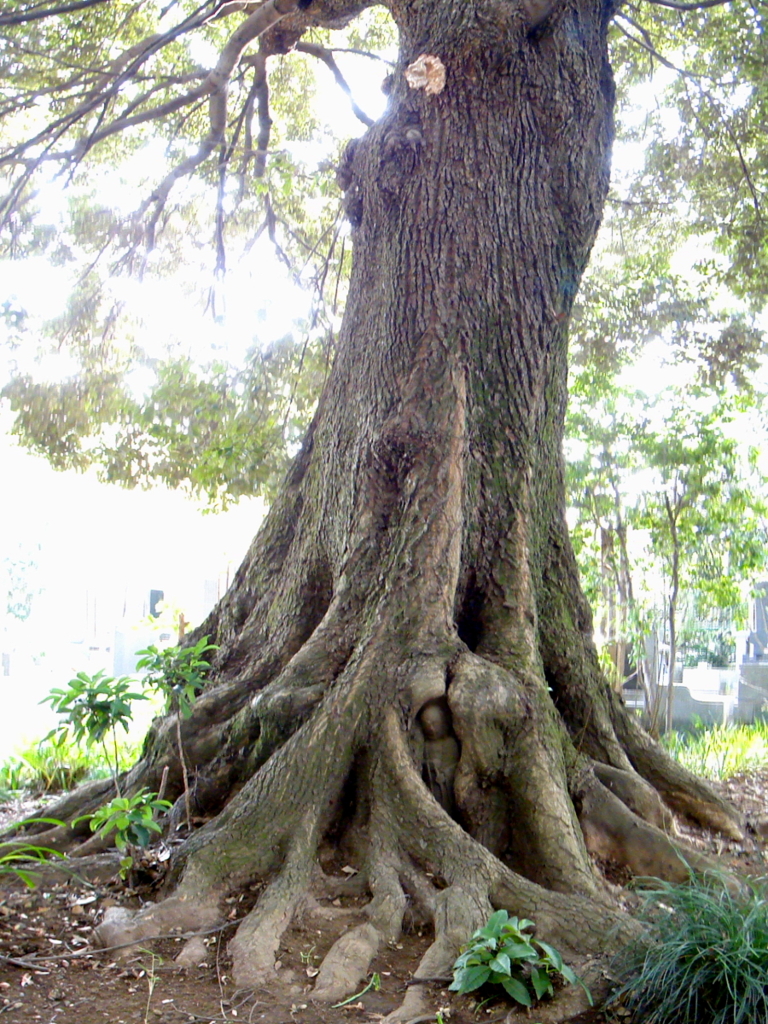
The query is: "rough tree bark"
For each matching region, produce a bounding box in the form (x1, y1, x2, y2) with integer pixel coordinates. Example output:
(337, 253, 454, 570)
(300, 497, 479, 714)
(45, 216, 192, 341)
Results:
(10, 0, 743, 1016)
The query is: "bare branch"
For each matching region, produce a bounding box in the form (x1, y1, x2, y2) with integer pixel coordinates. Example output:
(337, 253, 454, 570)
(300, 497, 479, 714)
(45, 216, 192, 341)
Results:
(215, 142, 228, 276)
(0, 0, 112, 27)
(641, 0, 732, 10)
(614, 15, 702, 79)
(323, 46, 394, 65)
(135, 0, 304, 244)
(295, 41, 375, 126)
(237, 49, 271, 192)
(253, 52, 272, 179)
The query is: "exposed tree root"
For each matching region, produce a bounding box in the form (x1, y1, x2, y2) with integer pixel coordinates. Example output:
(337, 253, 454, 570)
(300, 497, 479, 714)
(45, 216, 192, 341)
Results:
(539, 521, 743, 841)
(573, 769, 716, 882)
(591, 762, 676, 834)
(11, 613, 741, 1023)
(613, 704, 744, 838)
(94, 891, 222, 950)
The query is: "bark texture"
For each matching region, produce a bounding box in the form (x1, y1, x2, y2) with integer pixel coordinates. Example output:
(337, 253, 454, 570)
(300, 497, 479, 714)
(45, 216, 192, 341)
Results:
(8, 0, 742, 1016)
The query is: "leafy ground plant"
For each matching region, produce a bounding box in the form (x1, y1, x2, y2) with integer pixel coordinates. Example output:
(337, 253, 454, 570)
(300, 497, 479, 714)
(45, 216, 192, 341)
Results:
(449, 910, 590, 1008)
(0, 737, 143, 799)
(611, 871, 768, 1024)
(0, 841, 65, 887)
(80, 790, 172, 878)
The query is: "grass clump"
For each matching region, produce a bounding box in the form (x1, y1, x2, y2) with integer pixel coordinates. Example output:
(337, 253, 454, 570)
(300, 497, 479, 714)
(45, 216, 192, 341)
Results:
(0, 737, 142, 799)
(662, 719, 768, 779)
(612, 871, 768, 1024)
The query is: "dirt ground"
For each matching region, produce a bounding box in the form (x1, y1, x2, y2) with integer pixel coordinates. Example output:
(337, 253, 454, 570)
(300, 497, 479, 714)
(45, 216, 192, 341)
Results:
(1, 770, 766, 1024)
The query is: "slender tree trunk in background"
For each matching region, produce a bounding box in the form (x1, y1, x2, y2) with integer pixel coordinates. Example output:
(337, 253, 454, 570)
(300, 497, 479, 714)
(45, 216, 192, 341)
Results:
(12, 0, 742, 1012)
(665, 493, 681, 734)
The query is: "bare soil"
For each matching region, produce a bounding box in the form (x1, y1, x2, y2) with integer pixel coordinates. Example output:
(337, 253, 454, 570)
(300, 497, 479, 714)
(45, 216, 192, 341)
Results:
(1, 770, 766, 1024)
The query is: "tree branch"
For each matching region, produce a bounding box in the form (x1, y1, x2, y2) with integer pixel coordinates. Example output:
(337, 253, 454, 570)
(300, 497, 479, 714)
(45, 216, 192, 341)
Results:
(0, 0, 112, 26)
(295, 41, 375, 126)
(135, 0, 304, 246)
(614, 15, 703, 81)
(252, 50, 272, 180)
(640, 0, 732, 10)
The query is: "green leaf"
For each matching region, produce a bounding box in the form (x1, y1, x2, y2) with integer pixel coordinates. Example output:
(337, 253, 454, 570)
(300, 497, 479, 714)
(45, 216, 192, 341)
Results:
(453, 964, 491, 993)
(129, 823, 151, 847)
(536, 941, 563, 972)
(477, 909, 509, 940)
(500, 940, 537, 961)
(488, 952, 511, 976)
(501, 976, 532, 1006)
(559, 963, 577, 985)
(531, 967, 553, 1000)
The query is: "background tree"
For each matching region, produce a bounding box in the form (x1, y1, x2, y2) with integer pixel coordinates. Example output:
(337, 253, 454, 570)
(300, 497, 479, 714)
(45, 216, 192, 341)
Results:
(2, 0, 768, 1018)
(568, 380, 768, 734)
(637, 390, 767, 732)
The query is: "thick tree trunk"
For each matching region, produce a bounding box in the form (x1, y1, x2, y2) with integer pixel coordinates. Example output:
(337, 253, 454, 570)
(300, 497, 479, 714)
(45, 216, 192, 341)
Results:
(7, 0, 742, 1016)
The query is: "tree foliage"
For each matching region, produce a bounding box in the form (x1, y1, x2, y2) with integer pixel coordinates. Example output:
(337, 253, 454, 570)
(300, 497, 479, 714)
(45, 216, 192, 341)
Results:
(0, 0, 767, 506)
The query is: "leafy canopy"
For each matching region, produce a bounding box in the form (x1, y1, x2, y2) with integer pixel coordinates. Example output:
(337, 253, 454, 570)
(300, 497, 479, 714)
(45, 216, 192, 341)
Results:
(0, 0, 767, 507)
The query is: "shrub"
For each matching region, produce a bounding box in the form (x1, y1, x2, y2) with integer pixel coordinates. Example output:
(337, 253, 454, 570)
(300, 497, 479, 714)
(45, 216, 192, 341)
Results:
(136, 635, 217, 829)
(136, 635, 217, 718)
(611, 871, 768, 1024)
(42, 670, 148, 794)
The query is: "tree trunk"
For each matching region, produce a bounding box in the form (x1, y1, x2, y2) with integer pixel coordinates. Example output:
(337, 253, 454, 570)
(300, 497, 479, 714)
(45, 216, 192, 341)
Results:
(8, 0, 742, 1014)
(665, 493, 681, 734)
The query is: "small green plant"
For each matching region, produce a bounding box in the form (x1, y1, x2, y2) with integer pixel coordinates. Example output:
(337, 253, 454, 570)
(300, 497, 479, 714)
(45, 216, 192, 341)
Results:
(611, 871, 768, 1024)
(80, 789, 172, 878)
(449, 910, 590, 1009)
(136, 635, 218, 718)
(331, 973, 381, 1008)
(42, 670, 148, 795)
(0, 754, 30, 799)
(0, 738, 143, 799)
(142, 950, 162, 1024)
(136, 635, 218, 829)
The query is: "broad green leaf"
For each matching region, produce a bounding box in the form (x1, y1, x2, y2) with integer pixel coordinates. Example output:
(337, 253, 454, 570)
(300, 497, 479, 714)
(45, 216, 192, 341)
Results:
(501, 976, 532, 1006)
(531, 966, 553, 1000)
(453, 964, 491, 993)
(500, 940, 537, 961)
(477, 910, 509, 940)
(536, 941, 563, 972)
(488, 952, 511, 975)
